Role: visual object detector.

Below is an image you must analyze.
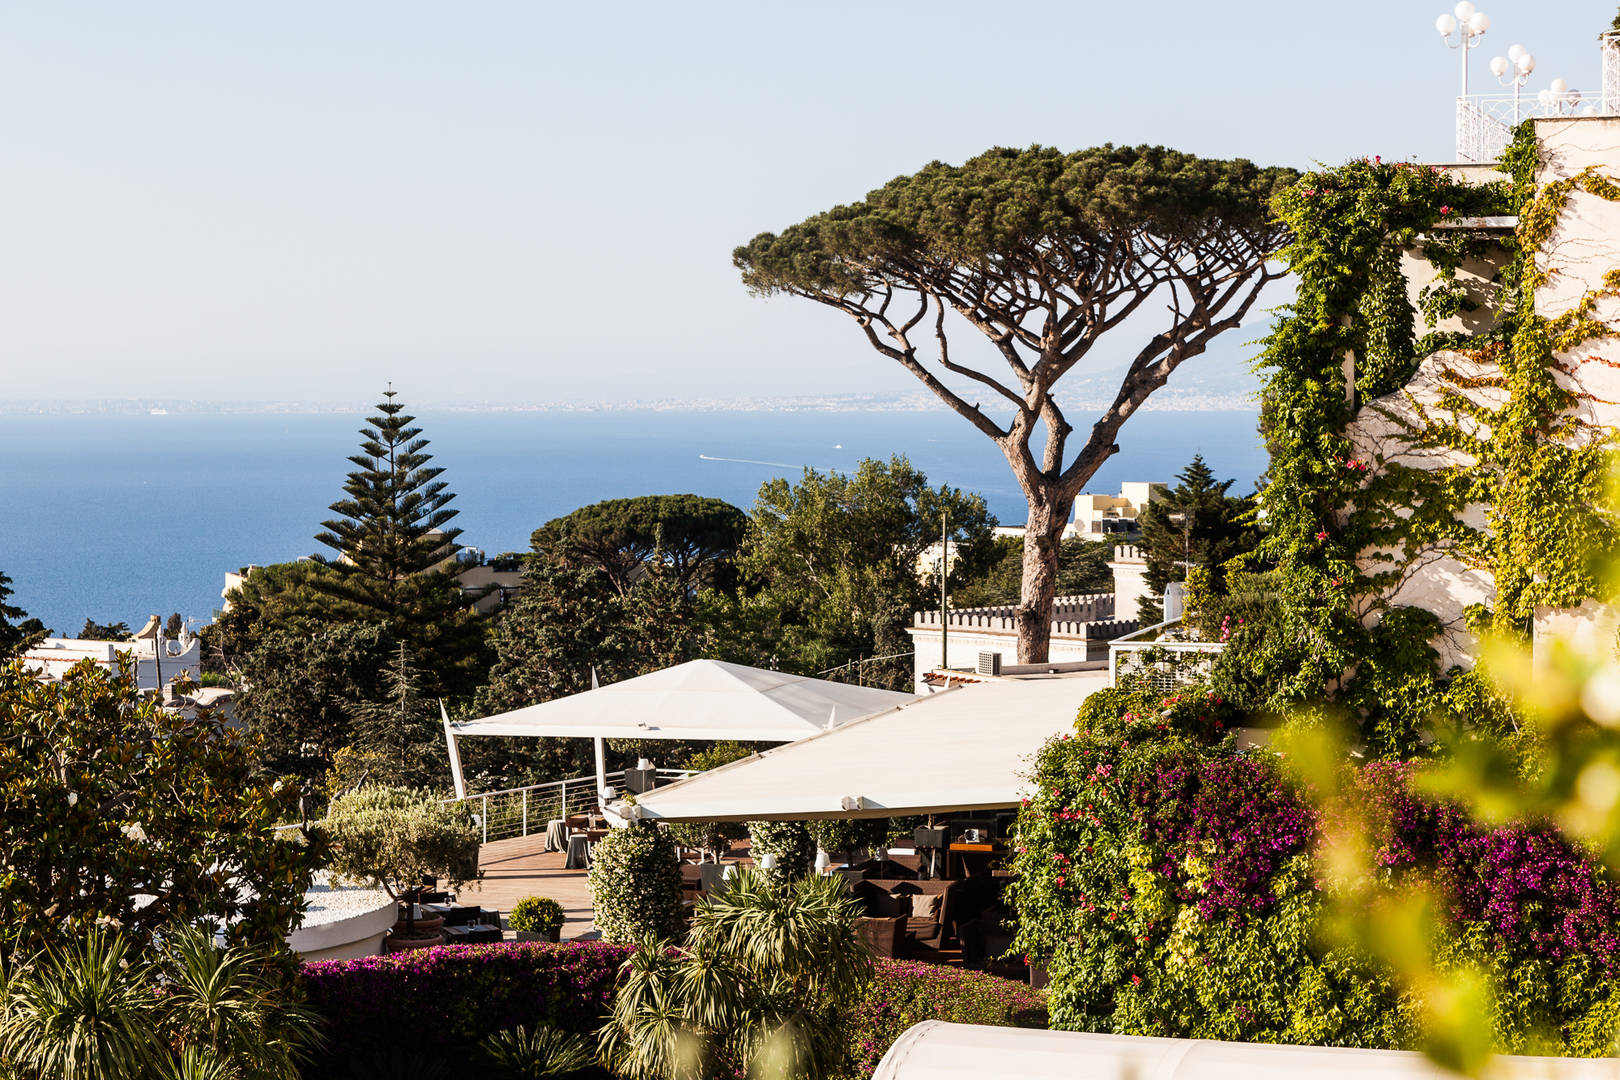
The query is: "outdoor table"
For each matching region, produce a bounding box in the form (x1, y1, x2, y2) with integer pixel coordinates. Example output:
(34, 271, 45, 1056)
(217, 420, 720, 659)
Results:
(544, 818, 569, 852)
(564, 833, 592, 869)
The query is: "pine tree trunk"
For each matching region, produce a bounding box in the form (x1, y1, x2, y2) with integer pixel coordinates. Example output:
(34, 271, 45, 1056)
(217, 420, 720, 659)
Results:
(1016, 497, 1072, 664)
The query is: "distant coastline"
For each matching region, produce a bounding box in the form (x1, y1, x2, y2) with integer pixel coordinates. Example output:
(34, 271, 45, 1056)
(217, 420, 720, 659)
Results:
(0, 388, 1258, 417)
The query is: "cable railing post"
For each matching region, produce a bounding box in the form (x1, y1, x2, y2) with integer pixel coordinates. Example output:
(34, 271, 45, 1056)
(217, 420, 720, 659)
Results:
(522, 788, 529, 838)
(481, 793, 489, 845)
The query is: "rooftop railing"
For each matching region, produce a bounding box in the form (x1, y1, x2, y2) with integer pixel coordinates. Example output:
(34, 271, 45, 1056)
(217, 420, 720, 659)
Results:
(1454, 33, 1620, 163)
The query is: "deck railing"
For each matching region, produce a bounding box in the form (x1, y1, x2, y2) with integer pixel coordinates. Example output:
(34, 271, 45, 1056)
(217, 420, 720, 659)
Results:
(459, 768, 694, 844)
(1108, 618, 1226, 693)
(273, 767, 696, 845)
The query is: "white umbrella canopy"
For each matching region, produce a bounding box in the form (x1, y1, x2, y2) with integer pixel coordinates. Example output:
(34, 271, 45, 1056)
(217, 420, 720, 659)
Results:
(618, 672, 1109, 823)
(446, 659, 914, 743)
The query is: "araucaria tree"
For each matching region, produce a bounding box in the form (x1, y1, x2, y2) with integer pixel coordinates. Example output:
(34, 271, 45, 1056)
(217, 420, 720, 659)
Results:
(315, 389, 485, 691)
(736, 145, 1296, 661)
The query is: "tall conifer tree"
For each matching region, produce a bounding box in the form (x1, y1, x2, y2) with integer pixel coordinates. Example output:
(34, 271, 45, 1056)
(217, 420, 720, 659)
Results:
(314, 389, 486, 692)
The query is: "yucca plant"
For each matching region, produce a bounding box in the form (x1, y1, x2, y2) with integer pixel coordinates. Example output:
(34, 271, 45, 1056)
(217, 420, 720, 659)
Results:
(0, 928, 164, 1080)
(479, 1023, 595, 1078)
(157, 924, 326, 1080)
(599, 869, 872, 1080)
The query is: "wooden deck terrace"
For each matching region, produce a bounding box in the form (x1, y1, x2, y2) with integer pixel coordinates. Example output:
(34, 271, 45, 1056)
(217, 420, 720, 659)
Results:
(452, 833, 598, 940)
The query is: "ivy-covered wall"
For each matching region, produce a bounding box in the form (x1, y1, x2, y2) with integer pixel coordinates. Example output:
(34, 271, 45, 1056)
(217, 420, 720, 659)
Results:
(1249, 117, 1620, 750)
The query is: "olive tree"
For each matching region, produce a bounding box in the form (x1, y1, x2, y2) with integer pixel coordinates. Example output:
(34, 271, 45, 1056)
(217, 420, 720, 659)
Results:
(736, 145, 1295, 661)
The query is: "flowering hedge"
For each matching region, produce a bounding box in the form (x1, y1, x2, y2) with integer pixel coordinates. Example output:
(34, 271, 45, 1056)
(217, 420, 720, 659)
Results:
(1008, 685, 1620, 1053)
(299, 942, 1046, 1077)
(840, 961, 1047, 1078)
(299, 941, 632, 1069)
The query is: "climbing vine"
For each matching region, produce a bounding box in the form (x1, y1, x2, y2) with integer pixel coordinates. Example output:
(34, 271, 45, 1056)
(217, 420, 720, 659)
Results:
(1248, 128, 1620, 753)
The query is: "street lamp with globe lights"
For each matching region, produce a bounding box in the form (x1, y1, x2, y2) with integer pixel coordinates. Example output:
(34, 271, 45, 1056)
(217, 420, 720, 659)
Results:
(1437, 1, 1491, 97)
(1489, 44, 1535, 121)
(1538, 77, 1583, 115)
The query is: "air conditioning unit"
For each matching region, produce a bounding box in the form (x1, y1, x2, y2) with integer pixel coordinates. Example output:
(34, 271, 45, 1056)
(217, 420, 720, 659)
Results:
(976, 651, 1002, 676)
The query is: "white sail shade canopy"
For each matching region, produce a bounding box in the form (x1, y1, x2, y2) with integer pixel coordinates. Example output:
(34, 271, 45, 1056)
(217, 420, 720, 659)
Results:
(441, 660, 914, 799)
(618, 672, 1108, 823)
(447, 660, 912, 742)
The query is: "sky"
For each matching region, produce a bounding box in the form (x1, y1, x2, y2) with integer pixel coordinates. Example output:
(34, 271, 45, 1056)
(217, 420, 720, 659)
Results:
(1, 0, 1611, 406)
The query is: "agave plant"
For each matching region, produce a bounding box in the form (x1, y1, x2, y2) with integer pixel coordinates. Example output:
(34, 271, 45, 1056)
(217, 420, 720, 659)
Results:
(480, 1023, 596, 1078)
(0, 928, 165, 1080)
(599, 869, 872, 1080)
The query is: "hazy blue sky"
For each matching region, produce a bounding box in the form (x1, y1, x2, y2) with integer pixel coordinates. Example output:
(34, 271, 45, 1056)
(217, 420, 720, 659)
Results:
(1, 1, 1609, 404)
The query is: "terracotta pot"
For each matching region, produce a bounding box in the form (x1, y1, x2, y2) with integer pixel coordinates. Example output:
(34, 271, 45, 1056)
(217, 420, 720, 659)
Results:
(392, 913, 444, 936)
(383, 931, 445, 953)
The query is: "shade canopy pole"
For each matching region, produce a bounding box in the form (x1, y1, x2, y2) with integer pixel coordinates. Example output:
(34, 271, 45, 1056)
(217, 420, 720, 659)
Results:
(591, 666, 609, 806)
(441, 700, 467, 800)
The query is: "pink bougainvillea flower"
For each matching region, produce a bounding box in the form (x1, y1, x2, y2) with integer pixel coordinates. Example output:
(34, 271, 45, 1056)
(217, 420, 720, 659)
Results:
(1316, 530, 1329, 541)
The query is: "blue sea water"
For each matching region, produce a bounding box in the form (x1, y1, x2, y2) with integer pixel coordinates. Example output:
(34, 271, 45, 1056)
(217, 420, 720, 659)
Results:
(0, 408, 1266, 636)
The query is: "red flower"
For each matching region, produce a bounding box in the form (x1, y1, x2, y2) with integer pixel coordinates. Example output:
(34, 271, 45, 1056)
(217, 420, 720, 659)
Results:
(1439, 205, 1452, 215)
(1316, 530, 1329, 541)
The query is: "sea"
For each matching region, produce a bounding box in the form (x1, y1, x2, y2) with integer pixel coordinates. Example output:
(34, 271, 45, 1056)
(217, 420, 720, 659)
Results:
(0, 408, 1266, 636)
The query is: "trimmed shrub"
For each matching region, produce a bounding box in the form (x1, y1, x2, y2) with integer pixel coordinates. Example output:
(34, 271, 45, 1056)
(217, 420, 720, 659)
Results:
(806, 818, 889, 860)
(745, 820, 815, 881)
(587, 824, 681, 944)
(322, 785, 481, 897)
(840, 961, 1048, 1079)
(299, 941, 631, 1071)
(509, 896, 566, 936)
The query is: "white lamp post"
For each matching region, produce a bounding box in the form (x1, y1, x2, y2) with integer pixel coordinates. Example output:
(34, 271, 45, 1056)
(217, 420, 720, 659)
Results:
(1437, 1, 1491, 97)
(1489, 44, 1535, 122)
(1538, 78, 1583, 115)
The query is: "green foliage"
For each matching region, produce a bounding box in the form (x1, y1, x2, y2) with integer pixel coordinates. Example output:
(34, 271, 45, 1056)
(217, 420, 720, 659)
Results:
(208, 560, 340, 673)
(587, 825, 682, 945)
(805, 819, 888, 858)
(531, 495, 747, 597)
(232, 620, 393, 800)
(1006, 688, 1404, 1044)
(839, 962, 1047, 1079)
(479, 1024, 594, 1079)
(599, 869, 873, 1080)
(78, 618, 132, 641)
(508, 897, 566, 936)
(0, 925, 324, 1080)
(728, 456, 993, 689)
(0, 659, 317, 956)
(0, 571, 45, 658)
(338, 643, 444, 792)
(1135, 456, 1259, 624)
(745, 821, 816, 883)
(682, 741, 755, 773)
(0, 929, 163, 1080)
(951, 535, 1112, 609)
(312, 389, 488, 695)
(735, 145, 1295, 661)
(321, 786, 481, 899)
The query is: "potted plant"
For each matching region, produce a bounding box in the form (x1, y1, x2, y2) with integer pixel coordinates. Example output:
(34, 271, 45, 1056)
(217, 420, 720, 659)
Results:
(320, 785, 481, 951)
(508, 896, 566, 942)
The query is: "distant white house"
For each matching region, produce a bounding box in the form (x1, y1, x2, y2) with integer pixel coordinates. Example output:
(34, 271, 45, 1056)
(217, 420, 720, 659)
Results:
(21, 615, 201, 691)
(219, 545, 523, 618)
(917, 481, 1165, 580)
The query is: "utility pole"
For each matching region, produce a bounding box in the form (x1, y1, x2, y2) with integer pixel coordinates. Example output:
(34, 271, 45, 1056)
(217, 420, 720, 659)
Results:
(940, 510, 949, 673)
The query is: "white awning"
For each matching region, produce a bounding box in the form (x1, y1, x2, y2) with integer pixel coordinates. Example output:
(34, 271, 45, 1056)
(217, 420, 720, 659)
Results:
(870, 1022, 1620, 1080)
(446, 659, 914, 743)
(619, 672, 1108, 822)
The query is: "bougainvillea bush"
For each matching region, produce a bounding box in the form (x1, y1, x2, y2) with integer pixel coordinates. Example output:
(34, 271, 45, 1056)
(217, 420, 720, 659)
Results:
(300, 941, 632, 1071)
(1008, 684, 1620, 1054)
(300, 942, 1044, 1078)
(839, 961, 1047, 1078)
